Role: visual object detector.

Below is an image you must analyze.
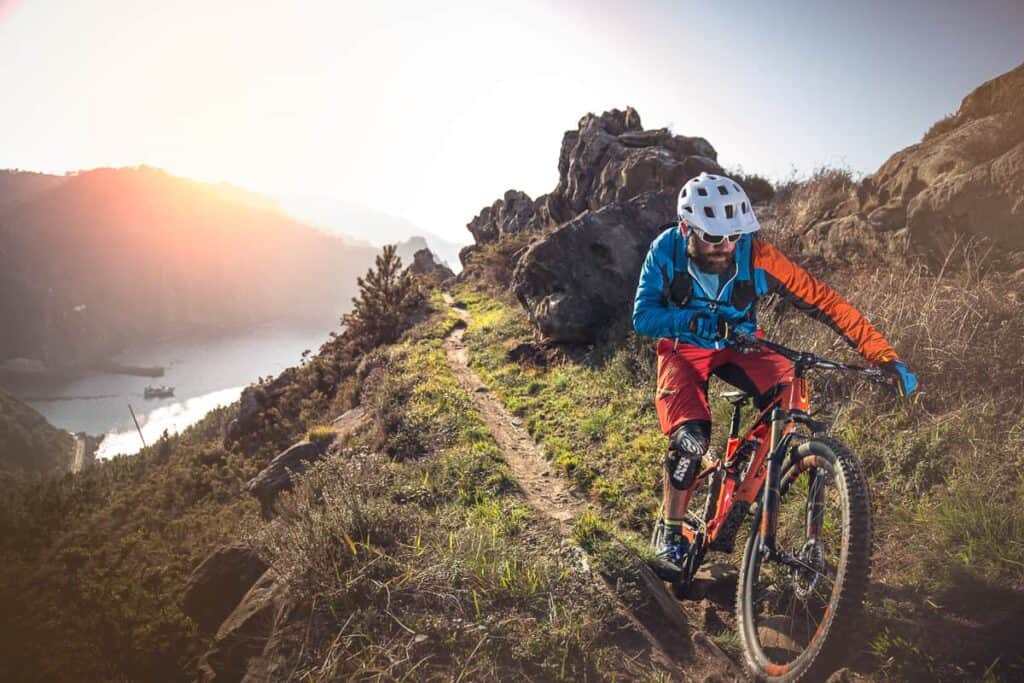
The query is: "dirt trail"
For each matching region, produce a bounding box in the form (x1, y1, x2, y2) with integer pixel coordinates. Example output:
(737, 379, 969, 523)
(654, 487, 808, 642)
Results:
(441, 294, 741, 681)
(443, 298, 584, 526)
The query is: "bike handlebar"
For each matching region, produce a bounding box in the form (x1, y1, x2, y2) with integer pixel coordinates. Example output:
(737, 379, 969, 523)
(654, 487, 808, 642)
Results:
(729, 330, 888, 383)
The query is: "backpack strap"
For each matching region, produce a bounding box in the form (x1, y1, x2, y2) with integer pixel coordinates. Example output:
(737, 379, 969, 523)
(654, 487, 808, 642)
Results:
(730, 236, 757, 311)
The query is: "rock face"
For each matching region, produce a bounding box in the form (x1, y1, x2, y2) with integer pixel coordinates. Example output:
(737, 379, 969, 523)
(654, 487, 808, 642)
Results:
(182, 545, 269, 634)
(196, 569, 292, 683)
(408, 247, 455, 281)
(512, 192, 675, 342)
(246, 440, 327, 519)
(793, 62, 1024, 265)
(467, 189, 539, 244)
(463, 107, 720, 256)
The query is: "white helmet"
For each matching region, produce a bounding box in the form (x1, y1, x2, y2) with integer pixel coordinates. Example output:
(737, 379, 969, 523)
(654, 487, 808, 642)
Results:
(676, 172, 760, 236)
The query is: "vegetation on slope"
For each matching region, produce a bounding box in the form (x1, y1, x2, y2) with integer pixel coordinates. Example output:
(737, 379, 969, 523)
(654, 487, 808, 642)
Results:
(0, 249, 672, 682)
(0, 407, 258, 681)
(250, 300, 668, 680)
(0, 387, 74, 475)
(0, 250, 420, 682)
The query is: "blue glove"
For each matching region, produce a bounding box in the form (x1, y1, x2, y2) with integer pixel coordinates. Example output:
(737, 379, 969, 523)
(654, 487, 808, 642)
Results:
(880, 360, 918, 397)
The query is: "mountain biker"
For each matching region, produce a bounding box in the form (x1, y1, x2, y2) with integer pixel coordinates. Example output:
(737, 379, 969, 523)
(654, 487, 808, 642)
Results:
(633, 172, 918, 580)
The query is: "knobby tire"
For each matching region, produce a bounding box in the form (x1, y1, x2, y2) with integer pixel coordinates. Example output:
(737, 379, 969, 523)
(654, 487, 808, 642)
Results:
(735, 437, 873, 681)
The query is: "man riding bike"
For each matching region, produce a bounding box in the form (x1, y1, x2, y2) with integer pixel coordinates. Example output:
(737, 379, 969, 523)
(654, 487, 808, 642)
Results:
(633, 172, 918, 580)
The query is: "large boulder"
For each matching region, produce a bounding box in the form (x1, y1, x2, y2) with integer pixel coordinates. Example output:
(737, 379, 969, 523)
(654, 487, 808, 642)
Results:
(555, 108, 718, 217)
(512, 191, 675, 343)
(182, 545, 269, 634)
(465, 107, 721, 246)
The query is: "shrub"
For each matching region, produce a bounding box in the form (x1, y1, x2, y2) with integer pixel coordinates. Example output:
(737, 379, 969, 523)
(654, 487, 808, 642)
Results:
(306, 425, 337, 448)
(727, 168, 776, 204)
(342, 244, 425, 351)
(459, 231, 535, 289)
(922, 112, 959, 142)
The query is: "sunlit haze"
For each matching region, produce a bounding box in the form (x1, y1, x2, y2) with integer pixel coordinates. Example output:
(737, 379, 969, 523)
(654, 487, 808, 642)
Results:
(1, 0, 1021, 244)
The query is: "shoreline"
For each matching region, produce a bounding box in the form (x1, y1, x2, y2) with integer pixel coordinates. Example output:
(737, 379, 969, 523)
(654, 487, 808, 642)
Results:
(0, 362, 165, 381)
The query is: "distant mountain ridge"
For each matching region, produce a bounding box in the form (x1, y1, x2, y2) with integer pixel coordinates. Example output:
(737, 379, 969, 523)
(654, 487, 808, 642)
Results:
(0, 169, 66, 214)
(274, 194, 465, 271)
(0, 166, 379, 368)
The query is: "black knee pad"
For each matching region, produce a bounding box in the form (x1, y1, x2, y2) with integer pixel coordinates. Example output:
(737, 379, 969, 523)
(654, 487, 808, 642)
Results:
(665, 420, 710, 491)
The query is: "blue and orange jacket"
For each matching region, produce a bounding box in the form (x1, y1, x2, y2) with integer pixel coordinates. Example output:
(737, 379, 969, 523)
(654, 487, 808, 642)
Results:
(632, 226, 897, 364)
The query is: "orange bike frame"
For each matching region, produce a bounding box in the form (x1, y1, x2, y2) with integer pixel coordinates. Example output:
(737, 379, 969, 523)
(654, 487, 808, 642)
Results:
(694, 376, 810, 546)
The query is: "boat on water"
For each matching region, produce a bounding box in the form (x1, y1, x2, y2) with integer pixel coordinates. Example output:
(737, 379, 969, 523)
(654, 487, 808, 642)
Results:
(144, 385, 175, 399)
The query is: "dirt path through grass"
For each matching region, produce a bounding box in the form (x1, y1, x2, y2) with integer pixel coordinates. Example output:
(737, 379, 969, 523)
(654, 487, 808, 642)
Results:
(443, 296, 585, 526)
(442, 293, 744, 680)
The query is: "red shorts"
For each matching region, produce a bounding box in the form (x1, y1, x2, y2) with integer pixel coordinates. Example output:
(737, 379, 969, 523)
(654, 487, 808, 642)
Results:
(655, 338, 794, 436)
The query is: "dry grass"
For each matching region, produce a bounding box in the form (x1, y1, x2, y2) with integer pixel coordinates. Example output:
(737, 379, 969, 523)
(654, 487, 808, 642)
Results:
(922, 112, 959, 142)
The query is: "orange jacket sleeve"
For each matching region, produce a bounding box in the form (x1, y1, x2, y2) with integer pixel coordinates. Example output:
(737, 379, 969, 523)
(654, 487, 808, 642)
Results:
(752, 238, 898, 364)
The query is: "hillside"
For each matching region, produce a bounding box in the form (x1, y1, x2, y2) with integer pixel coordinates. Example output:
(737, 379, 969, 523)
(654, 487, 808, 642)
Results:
(0, 388, 73, 475)
(0, 64, 1021, 682)
(275, 193, 465, 270)
(0, 166, 379, 368)
(0, 169, 66, 214)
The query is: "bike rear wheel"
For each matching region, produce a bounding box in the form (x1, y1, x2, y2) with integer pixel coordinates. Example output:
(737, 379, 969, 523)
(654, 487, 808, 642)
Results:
(735, 438, 872, 681)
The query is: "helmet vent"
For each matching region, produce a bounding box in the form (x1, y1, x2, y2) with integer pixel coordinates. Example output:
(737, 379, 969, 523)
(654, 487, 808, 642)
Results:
(681, 188, 688, 198)
(697, 187, 708, 197)
(733, 183, 740, 192)
(741, 202, 749, 214)
(684, 205, 693, 213)
(704, 206, 715, 218)
(725, 204, 735, 219)
(717, 185, 729, 195)
(708, 175, 718, 180)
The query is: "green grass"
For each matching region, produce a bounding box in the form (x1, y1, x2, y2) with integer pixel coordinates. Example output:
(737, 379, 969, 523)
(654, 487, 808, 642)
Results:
(254, 306, 668, 681)
(454, 287, 666, 530)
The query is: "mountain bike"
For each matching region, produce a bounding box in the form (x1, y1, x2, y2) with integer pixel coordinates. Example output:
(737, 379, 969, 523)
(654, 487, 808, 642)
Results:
(650, 331, 891, 681)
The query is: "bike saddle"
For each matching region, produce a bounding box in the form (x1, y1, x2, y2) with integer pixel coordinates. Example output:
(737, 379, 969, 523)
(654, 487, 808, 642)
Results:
(720, 390, 750, 405)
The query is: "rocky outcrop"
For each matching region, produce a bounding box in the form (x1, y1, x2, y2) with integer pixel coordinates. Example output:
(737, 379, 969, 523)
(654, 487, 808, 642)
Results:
(791, 62, 1024, 266)
(512, 192, 675, 342)
(245, 407, 366, 519)
(196, 569, 293, 683)
(463, 107, 721, 256)
(408, 247, 455, 281)
(182, 545, 269, 634)
(553, 108, 718, 218)
(247, 440, 327, 519)
(467, 189, 539, 244)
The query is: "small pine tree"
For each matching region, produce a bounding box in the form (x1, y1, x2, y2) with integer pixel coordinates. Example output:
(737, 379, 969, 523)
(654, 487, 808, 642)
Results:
(342, 244, 422, 349)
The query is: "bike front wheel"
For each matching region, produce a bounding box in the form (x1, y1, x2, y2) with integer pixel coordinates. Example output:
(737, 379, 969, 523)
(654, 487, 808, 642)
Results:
(735, 437, 872, 681)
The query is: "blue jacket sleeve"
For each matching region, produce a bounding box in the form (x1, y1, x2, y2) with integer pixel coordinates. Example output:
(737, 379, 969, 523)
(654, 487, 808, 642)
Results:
(632, 236, 685, 339)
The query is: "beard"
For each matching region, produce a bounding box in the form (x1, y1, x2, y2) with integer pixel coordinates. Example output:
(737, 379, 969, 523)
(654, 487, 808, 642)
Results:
(690, 247, 735, 274)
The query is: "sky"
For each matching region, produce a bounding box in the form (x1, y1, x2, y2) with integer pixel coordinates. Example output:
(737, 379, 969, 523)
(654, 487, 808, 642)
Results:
(1, 0, 1022, 245)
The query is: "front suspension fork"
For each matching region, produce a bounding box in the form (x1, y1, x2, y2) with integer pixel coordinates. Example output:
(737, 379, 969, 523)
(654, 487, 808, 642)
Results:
(758, 407, 790, 558)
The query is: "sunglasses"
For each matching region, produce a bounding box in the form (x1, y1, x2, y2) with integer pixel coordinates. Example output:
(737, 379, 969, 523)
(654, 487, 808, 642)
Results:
(685, 224, 741, 245)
